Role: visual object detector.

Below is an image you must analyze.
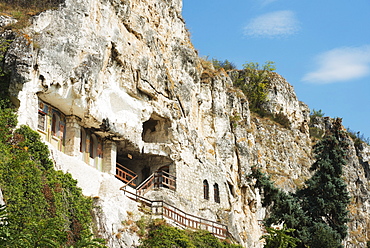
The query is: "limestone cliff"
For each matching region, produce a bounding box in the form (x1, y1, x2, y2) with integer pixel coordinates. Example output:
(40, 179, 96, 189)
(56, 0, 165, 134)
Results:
(1, 0, 369, 247)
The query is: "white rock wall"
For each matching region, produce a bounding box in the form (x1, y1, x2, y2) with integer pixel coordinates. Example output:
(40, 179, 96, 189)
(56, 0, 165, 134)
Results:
(2, 0, 369, 247)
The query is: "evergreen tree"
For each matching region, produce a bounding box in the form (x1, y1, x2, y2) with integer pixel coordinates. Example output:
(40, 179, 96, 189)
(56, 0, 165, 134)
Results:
(250, 118, 350, 248)
(297, 118, 350, 247)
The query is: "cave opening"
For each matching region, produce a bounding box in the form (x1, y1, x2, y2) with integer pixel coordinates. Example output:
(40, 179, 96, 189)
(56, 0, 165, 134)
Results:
(142, 113, 172, 143)
(115, 140, 173, 187)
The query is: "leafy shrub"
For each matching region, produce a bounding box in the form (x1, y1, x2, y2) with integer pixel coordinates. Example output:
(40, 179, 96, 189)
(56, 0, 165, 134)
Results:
(0, 1, 64, 30)
(310, 109, 325, 118)
(233, 61, 275, 113)
(138, 219, 242, 248)
(0, 100, 106, 247)
(309, 109, 325, 140)
(261, 226, 300, 248)
(139, 222, 194, 248)
(347, 127, 370, 146)
(309, 126, 324, 140)
(1, 0, 64, 9)
(211, 59, 237, 71)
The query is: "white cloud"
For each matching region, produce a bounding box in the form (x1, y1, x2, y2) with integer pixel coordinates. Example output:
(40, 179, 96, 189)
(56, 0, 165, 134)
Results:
(302, 45, 370, 84)
(243, 10, 300, 38)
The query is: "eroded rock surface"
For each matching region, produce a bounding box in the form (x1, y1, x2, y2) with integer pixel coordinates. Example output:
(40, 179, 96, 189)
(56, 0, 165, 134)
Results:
(2, 0, 369, 247)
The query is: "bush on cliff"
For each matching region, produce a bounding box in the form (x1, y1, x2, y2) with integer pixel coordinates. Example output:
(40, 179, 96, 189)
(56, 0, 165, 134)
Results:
(233, 61, 275, 113)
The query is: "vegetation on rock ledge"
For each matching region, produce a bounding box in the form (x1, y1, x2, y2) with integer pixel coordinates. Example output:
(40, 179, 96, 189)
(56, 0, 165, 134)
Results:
(0, 1, 64, 30)
(233, 61, 275, 113)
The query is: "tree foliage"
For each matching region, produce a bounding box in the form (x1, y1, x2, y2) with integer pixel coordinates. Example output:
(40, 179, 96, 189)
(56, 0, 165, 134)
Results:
(250, 118, 350, 248)
(297, 118, 350, 243)
(261, 226, 299, 248)
(211, 59, 237, 71)
(138, 220, 242, 248)
(233, 61, 275, 113)
(310, 109, 325, 118)
(0, 99, 105, 247)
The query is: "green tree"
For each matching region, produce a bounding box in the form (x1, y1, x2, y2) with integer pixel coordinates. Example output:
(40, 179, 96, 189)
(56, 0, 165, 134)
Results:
(250, 118, 350, 248)
(310, 109, 325, 118)
(138, 220, 242, 248)
(249, 167, 307, 230)
(297, 118, 350, 245)
(0, 99, 105, 247)
(234, 61, 275, 113)
(139, 223, 195, 248)
(261, 226, 300, 248)
(211, 59, 237, 71)
(306, 222, 342, 248)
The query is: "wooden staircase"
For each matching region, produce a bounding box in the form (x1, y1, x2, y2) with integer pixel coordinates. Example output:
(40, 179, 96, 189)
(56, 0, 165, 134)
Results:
(121, 189, 228, 239)
(135, 170, 176, 195)
(115, 163, 176, 194)
(115, 162, 137, 187)
(116, 163, 228, 239)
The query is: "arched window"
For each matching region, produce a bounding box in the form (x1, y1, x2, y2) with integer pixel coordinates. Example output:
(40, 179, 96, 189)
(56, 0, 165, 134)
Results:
(214, 183, 220, 203)
(203, 180, 209, 200)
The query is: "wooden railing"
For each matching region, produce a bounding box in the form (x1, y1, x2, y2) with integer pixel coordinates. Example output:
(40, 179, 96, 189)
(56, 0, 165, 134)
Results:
(115, 163, 137, 187)
(122, 190, 228, 239)
(136, 170, 176, 196)
(153, 201, 227, 239)
(136, 173, 155, 196)
(154, 171, 176, 190)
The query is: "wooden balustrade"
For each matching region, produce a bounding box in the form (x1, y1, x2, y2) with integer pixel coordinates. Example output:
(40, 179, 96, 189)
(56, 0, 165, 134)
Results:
(136, 170, 176, 195)
(122, 190, 228, 239)
(136, 174, 155, 196)
(118, 167, 226, 238)
(115, 162, 137, 187)
(153, 171, 176, 190)
(153, 201, 227, 239)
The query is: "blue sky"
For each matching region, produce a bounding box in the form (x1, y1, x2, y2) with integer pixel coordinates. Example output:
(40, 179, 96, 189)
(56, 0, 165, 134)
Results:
(182, 0, 370, 139)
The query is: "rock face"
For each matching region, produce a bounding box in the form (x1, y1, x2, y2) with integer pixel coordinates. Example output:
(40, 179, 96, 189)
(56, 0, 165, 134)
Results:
(2, 0, 369, 247)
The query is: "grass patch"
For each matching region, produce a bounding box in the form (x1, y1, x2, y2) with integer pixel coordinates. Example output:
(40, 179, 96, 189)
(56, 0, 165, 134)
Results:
(0, 1, 63, 30)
